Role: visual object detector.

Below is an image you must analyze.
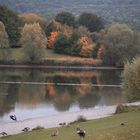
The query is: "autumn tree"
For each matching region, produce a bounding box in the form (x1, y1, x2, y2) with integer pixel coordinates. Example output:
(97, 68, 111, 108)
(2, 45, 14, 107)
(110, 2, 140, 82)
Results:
(78, 13, 103, 32)
(55, 12, 75, 27)
(77, 37, 95, 57)
(20, 23, 47, 63)
(47, 31, 58, 49)
(45, 20, 73, 37)
(0, 5, 21, 46)
(0, 21, 10, 62)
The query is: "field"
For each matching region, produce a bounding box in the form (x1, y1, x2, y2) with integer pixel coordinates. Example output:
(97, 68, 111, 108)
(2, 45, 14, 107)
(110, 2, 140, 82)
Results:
(1, 110, 140, 140)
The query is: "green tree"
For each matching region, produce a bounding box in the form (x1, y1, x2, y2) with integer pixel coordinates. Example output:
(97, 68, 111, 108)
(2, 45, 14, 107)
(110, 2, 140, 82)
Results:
(78, 13, 103, 32)
(54, 33, 71, 54)
(102, 23, 140, 66)
(20, 23, 47, 63)
(55, 11, 75, 27)
(0, 5, 21, 46)
(0, 21, 10, 62)
(122, 57, 140, 101)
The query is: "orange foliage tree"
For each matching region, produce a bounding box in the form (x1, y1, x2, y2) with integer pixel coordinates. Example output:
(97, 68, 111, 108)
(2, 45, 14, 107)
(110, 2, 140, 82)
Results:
(47, 31, 58, 49)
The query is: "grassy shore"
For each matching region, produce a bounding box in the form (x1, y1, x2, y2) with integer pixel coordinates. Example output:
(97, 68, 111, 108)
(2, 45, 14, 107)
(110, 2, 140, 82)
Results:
(0, 48, 102, 66)
(1, 110, 140, 140)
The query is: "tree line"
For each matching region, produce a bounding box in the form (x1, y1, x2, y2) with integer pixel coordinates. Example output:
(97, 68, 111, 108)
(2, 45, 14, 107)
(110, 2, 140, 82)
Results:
(0, 5, 140, 66)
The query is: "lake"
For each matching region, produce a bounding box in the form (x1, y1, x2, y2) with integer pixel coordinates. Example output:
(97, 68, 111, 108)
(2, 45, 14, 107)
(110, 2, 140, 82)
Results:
(0, 68, 126, 124)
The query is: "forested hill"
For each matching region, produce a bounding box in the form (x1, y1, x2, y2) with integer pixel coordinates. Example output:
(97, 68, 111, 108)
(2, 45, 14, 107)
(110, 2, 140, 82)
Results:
(0, 0, 140, 30)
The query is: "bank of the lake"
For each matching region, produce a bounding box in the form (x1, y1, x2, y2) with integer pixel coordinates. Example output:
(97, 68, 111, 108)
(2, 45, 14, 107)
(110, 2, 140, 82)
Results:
(1, 109, 140, 140)
(0, 102, 140, 137)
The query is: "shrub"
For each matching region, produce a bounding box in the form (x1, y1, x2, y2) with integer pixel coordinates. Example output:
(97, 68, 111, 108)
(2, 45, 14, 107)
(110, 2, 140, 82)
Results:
(69, 115, 87, 124)
(32, 126, 45, 131)
(115, 104, 140, 114)
(122, 57, 140, 101)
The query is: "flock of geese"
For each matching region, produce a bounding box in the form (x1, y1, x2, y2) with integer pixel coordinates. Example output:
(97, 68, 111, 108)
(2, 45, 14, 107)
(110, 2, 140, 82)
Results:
(0, 115, 31, 136)
(0, 115, 86, 138)
(0, 114, 126, 138)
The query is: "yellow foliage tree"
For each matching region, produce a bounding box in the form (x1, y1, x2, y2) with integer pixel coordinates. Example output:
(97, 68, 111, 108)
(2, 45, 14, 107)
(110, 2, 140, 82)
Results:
(77, 37, 95, 57)
(20, 23, 47, 62)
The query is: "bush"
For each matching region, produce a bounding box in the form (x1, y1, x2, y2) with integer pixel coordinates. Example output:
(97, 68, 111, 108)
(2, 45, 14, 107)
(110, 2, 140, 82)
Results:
(32, 126, 45, 131)
(69, 115, 87, 124)
(115, 104, 140, 114)
(122, 57, 140, 101)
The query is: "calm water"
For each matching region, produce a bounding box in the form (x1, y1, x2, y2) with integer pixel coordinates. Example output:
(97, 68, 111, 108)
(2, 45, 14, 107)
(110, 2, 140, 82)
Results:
(0, 68, 126, 124)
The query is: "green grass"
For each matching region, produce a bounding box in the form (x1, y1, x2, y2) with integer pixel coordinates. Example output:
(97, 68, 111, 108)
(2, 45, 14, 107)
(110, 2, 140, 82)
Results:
(0, 48, 79, 63)
(1, 110, 140, 140)
(10, 48, 76, 60)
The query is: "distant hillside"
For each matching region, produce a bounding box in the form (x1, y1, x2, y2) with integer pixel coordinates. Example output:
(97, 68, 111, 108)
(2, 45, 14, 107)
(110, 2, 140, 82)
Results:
(0, 0, 140, 30)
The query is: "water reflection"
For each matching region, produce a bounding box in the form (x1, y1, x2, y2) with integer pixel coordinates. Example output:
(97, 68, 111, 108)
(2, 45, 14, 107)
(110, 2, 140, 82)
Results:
(0, 68, 126, 123)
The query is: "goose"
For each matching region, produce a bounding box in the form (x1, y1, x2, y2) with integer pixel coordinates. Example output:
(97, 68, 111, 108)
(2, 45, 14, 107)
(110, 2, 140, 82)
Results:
(120, 122, 126, 126)
(0, 132, 7, 136)
(76, 127, 86, 138)
(10, 115, 17, 121)
(59, 122, 66, 127)
(51, 130, 59, 137)
(22, 127, 30, 132)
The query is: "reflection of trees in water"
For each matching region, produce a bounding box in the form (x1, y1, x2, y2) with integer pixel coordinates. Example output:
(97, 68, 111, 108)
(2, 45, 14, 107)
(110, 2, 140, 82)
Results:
(0, 83, 19, 116)
(45, 71, 103, 110)
(99, 87, 126, 105)
(0, 69, 21, 116)
(45, 76, 80, 111)
(17, 70, 46, 107)
(0, 95, 13, 116)
(101, 70, 122, 85)
(0, 69, 47, 115)
(0, 68, 124, 116)
(21, 69, 46, 82)
(53, 90, 72, 111)
(78, 92, 100, 109)
(18, 84, 46, 107)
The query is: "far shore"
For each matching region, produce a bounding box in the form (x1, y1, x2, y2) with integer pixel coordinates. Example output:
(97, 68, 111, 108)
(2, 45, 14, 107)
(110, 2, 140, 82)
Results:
(0, 101, 139, 136)
(0, 64, 123, 70)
